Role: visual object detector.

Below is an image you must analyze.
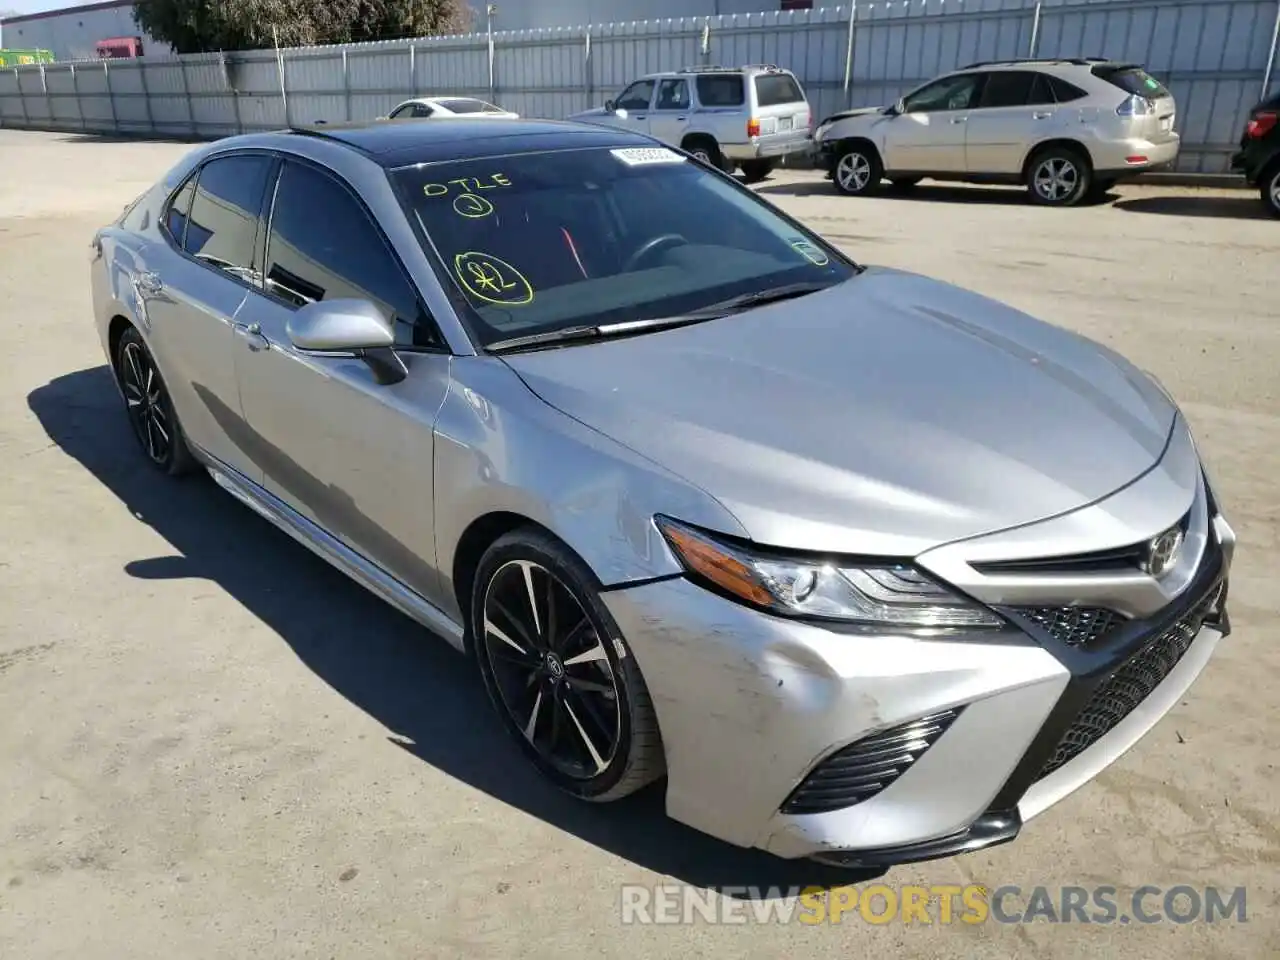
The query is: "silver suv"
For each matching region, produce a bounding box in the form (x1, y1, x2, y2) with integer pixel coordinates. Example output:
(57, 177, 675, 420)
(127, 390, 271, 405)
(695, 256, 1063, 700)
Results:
(570, 64, 813, 182)
(814, 58, 1179, 206)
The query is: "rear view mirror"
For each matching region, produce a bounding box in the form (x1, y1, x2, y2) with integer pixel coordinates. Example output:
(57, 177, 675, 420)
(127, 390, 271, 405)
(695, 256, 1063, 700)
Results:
(286, 299, 407, 385)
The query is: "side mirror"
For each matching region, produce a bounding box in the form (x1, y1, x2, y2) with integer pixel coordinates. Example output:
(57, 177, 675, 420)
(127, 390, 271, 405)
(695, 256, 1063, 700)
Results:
(604, 99, 616, 111)
(286, 299, 407, 386)
(614, 107, 629, 120)
(891, 98, 906, 115)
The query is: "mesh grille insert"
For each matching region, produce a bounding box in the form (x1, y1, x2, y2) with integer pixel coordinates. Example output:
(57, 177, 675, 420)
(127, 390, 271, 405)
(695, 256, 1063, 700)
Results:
(1036, 586, 1222, 780)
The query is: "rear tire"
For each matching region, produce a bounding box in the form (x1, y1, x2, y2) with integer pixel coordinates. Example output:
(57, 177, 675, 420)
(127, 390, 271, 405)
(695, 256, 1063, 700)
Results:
(832, 143, 882, 196)
(1025, 146, 1092, 207)
(740, 160, 775, 184)
(1261, 161, 1280, 218)
(471, 528, 665, 802)
(114, 325, 197, 477)
(683, 136, 731, 174)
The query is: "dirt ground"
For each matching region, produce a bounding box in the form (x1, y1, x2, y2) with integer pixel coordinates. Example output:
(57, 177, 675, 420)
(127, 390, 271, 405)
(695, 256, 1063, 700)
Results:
(0, 129, 1276, 958)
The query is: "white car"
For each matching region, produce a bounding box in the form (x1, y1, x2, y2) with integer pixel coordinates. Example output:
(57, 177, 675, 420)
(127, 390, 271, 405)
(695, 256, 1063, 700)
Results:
(382, 97, 519, 120)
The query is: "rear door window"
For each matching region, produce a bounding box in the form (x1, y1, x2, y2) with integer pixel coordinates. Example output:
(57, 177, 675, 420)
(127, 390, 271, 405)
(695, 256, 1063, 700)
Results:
(182, 154, 274, 283)
(754, 73, 805, 107)
(977, 72, 1034, 108)
(1093, 65, 1170, 99)
(696, 74, 745, 107)
(1027, 73, 1056, 106)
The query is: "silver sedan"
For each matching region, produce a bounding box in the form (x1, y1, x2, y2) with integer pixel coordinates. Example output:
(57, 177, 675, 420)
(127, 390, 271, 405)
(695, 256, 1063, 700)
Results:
(90, 118, 1235, 869)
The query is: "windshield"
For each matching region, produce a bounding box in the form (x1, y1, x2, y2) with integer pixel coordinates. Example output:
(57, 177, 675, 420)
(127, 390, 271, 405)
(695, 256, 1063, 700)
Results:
(389, 145, 856, 348)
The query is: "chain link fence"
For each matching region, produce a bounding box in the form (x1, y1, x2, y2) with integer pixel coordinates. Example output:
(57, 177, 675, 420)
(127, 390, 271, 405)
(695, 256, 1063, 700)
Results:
(1, 0, 1278, 173)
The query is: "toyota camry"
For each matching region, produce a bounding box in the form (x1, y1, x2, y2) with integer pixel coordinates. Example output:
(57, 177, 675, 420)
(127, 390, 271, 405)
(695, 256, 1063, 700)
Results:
(90, 118, 1235, 868)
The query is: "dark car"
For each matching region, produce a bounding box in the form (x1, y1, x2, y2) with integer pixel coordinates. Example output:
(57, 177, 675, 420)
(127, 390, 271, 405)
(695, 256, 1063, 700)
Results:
(1231, 90, 1280, 217)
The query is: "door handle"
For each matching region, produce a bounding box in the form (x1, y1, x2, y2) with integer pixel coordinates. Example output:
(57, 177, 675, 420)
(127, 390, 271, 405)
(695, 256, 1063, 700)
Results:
(632, 114, 647, 120)
(675, 116, 687, 121)
(234, 321, 268, 352)
(950, 116, 967, 124)
(136, 271, 163, 294)
(1033, 111, 1053, 120)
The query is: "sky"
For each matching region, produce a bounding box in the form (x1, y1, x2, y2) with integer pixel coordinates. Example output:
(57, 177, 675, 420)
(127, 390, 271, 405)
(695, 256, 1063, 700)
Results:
(2, 0, 81, 17)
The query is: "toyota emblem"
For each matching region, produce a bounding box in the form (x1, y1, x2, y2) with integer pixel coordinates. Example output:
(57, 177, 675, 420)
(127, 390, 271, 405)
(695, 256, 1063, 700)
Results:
(1143, 525, 1185, 578)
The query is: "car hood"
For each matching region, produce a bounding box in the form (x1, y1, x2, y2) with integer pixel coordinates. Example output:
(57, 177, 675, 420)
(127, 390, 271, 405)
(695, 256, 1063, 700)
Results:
(821, 106, 884, 125)
(503, 268, 1178, 557)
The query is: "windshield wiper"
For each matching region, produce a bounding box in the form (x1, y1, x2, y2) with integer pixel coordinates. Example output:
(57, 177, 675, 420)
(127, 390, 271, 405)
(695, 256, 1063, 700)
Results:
(486, 315, 715, 354)
(697, 280, 833, 314)
(485, 282, 834, 354)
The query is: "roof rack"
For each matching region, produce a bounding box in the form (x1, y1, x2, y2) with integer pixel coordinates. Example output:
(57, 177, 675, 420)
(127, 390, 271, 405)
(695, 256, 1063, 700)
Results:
(676, 64, 732, 73)
(959, 57, 1111, 69)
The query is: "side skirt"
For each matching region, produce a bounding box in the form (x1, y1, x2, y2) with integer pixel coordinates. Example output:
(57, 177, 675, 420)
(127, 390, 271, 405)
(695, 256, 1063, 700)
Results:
(194, 447, 467, 652)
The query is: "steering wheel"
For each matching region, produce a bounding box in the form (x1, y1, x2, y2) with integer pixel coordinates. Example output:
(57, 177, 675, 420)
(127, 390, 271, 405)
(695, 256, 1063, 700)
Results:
(623, 233, 689, 272)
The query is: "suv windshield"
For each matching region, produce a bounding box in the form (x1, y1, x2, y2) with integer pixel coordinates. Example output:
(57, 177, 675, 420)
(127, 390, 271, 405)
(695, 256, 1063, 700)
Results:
(389, 145, 855, 348)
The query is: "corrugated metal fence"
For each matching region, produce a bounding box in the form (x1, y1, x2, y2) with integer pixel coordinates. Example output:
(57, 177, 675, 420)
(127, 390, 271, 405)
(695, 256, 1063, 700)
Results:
(1, 0, 1278, 173)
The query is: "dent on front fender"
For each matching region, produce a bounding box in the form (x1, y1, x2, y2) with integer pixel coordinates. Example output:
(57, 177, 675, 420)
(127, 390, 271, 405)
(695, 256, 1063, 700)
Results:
(432, 357, 747, 619)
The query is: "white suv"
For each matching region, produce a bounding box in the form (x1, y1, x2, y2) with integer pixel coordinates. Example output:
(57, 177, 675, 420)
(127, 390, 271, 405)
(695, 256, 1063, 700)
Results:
(813, 58, 1179, 206)
(570, 65, 813, 182)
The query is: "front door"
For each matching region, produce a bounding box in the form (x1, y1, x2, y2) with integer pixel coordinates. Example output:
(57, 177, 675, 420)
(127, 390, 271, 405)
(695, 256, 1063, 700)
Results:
(883, 73, 984, 174)
(232, 158, 453, 607)
(608, 79, 656, 134)
(647, 77, 691, 147)
(142, 152, 277, 481)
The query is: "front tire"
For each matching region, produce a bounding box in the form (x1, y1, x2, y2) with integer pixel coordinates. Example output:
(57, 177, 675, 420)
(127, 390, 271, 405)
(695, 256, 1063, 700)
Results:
(471, 529, 665, 802)
(832, 143, 882, 196)
(1026, 146, 1092, 206)
(115, 325, 196, 477)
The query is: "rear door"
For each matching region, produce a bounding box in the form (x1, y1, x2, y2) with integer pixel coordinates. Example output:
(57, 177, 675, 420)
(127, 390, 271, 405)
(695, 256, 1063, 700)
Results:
(750, 70, 812, 156)
(648, 77, 692, 147)
(964, 70, 1061, 174)
(142, 152, 276, 480)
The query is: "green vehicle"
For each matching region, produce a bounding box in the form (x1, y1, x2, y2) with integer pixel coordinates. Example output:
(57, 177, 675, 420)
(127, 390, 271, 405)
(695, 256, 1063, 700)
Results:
(0, 48, 55, 67)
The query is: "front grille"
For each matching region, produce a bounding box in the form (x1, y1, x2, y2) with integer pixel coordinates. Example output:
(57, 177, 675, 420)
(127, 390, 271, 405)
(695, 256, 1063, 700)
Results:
(1013, 606, 1128, 649)
(1036, 585, 1222, 780)
(781, 709, 960, 815)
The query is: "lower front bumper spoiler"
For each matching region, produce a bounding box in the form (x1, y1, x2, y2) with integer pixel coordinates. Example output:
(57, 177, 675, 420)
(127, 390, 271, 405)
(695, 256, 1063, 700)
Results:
(808, 810, 1021, 869)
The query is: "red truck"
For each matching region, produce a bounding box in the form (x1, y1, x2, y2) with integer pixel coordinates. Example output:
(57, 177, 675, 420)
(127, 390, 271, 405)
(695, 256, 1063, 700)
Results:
(95, 36, 144, 59)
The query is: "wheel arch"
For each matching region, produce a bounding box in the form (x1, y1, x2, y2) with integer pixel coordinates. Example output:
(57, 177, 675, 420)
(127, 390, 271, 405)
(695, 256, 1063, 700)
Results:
(1021, 138, 1094, 180)
(107, 314, 134, 382)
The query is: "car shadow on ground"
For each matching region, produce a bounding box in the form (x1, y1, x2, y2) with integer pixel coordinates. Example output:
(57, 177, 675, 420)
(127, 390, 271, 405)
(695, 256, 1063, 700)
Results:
(1111, 194, 1272, 220)
(51, 131, 212, 146)
(28, 364, 881, 896)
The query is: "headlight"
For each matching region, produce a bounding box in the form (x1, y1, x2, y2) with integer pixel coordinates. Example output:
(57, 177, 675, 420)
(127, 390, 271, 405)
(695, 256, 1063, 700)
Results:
(655, 517, 1002, 629)
(814, 122, 831, 142)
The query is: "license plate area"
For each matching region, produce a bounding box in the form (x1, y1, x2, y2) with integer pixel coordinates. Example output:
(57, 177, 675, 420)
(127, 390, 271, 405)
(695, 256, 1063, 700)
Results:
(779, 116, 794, 131)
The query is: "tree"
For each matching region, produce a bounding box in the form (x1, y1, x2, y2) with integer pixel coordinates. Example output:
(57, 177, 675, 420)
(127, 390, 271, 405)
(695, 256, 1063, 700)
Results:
(134, 0, 474, 55)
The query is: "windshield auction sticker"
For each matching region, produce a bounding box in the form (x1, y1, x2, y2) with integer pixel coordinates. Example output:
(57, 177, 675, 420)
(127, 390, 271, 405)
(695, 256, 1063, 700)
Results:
(610, 147, 687, 166)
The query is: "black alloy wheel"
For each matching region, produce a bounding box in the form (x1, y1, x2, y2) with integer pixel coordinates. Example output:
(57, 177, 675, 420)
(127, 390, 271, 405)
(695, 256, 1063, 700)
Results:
(115, 326, 195, 476)
(472, 531, 664, 801)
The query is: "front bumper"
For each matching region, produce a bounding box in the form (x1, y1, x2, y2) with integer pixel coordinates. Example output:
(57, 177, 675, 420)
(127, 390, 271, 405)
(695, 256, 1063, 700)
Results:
(603, 463, 1235, 865)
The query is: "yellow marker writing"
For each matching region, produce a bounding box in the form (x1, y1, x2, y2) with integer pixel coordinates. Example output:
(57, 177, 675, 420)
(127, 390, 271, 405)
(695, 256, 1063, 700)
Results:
(454, 252, 534, 306)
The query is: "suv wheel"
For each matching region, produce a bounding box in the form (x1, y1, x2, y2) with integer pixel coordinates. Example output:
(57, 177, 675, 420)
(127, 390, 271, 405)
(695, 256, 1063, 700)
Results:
(833, 144, 882, 196)
(1026, 147, 1092, 206)
(1262, 161, 1280, 218)
(683, 137, 731, 174)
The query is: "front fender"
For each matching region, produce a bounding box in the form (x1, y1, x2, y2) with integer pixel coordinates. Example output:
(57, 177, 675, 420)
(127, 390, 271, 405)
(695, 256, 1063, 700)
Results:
(433, 357, 747, 620)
